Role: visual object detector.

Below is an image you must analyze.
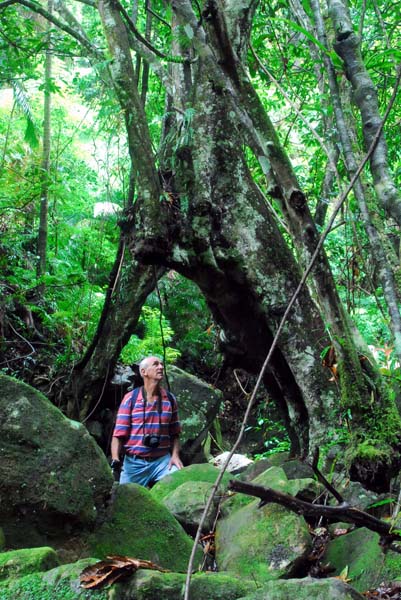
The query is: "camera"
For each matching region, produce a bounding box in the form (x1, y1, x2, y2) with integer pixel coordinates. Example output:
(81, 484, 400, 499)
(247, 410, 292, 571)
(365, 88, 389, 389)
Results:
(142, 434, 160, 448)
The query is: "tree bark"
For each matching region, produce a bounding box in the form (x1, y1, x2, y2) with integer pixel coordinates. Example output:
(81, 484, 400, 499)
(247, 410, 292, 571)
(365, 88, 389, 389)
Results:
(36, 0, 53, 282)
(63, 254, 163, 420)
(328, 0, 401, 227)
(91, 0, 401, 484)
(310, 0, 401, 365)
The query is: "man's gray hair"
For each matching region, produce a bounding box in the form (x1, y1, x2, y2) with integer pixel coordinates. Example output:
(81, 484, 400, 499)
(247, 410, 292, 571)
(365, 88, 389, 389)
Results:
(139, 356, 163, 373)
(139, 357, 151, 373)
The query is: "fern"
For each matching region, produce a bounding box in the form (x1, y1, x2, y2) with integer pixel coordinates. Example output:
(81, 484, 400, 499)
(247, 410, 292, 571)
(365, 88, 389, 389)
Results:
(12, 81, 39, 148)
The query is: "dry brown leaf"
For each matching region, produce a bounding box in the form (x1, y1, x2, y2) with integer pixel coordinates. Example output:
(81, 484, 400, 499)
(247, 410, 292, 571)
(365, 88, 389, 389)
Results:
(80, 555, 169, 589)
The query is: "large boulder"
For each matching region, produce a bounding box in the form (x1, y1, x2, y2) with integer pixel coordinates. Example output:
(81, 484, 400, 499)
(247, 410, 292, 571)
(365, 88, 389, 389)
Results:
(323, 527, 401, 592)
(0, 557, 103, 600)
(0, 561, 256, 600)
(152, 464, 231, 534)
(237, 577, 364, 599)
(0, 374, 113, 548)
(0, 547, 59, 581)
(216, 497, 311, 583)
(166, 365, 223, 461)
(88, 483, 203, 572)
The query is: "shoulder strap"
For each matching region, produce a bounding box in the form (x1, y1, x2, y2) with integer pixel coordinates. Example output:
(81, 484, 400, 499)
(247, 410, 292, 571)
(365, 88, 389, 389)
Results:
(130, 387, 140, 408)
(166, 390, 175, 407)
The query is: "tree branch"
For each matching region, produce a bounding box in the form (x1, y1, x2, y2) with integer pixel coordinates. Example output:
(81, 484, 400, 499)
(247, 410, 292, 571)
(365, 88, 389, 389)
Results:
(229, 479, 401, 542)
(0, 0, 102, 58)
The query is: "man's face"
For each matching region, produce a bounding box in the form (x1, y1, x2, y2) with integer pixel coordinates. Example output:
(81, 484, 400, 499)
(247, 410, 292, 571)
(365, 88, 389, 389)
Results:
(142, 357, 164, 381)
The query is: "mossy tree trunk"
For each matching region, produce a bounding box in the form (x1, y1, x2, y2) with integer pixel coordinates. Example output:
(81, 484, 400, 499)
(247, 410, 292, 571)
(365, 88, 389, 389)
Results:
(91, 0, 401, 488)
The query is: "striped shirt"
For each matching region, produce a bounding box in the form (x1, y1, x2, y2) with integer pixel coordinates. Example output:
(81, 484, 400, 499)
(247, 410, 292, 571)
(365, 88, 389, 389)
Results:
(113, 387, 181, 458)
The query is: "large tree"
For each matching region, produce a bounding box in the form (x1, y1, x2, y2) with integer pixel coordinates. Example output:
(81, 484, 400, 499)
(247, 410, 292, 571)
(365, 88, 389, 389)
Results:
(2, 0, 401, 490)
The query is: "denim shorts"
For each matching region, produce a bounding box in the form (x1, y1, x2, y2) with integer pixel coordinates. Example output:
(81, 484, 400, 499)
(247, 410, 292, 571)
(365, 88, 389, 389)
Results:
(120, 452, 178, 487)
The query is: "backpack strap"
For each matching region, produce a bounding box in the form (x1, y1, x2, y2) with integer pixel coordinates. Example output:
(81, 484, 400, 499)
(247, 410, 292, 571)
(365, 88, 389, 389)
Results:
(130, 387, 141, 407)
(166, 390, 175, 407)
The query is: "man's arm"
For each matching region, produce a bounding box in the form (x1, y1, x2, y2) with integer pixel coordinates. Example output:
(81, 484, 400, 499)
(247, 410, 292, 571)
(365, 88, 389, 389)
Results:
(111, 436, 123, 462)
(169, 436, 183, 470)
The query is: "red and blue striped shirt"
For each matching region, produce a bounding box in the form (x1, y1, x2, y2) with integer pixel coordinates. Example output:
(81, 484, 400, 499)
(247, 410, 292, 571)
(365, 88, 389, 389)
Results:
(113, 387, 181, 458)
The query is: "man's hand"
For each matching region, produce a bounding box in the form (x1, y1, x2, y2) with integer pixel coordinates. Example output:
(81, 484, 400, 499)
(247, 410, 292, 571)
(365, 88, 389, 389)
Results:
(169, 436, 183, 470)
(169, 454, 183, 470)
(110, 459, 122, 482)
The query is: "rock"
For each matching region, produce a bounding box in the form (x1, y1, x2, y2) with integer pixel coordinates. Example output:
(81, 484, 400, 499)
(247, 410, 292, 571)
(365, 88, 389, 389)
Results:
(281, 459, 315, 480)
(151, 464, 230, 500)
(161, 480, 218, 534)
(211, 452, 254, 474)
(0, 547, 59, 581)
(216, 494, 311, 583)
(222, 466, 321, 516)
(166, 366, 223, 460)
(88, 483, 203, 572)
(0, 558, 102, 600)
(239, 454, 290, 481)
(323, 527, 401, 592)
(0, 374, 113, 548)
(0, 561, 256, 600)
(336, 480, 379, 511)
(119, 570, 257, 600)
(151, 464, 230, 533)
(237, 577, 364, 599)
(111, 363, 136, 386)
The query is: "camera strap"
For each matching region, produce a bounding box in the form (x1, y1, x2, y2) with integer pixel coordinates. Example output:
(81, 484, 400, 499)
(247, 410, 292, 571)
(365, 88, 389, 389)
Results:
(140, 386, 162, 432)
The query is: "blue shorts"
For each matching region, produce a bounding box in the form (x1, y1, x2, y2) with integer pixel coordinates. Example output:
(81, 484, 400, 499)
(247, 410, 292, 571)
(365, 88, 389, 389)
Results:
(120, 452, 178, 487)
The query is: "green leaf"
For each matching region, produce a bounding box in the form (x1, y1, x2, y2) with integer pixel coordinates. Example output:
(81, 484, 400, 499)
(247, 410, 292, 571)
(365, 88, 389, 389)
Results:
(24, 118, 39, 148)
(270, 17, 344, 69)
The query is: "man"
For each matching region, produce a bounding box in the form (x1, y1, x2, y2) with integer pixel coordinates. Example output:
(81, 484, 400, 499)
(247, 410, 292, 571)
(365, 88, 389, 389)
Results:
(110, 356, 183, 486)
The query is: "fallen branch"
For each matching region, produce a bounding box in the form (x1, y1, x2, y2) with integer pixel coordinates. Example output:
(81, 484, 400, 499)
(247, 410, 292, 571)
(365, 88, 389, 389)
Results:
(228, 479, 401, 542)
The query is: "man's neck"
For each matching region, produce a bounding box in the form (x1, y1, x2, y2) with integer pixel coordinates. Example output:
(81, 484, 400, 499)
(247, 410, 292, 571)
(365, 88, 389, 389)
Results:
(143, 380, 161, 399)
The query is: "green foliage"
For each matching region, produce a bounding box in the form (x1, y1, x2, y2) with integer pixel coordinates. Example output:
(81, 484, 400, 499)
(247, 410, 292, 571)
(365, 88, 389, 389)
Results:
(120, 306, 180, 365)
(248, 402, 291, 458)
(149, 273, 221, 375)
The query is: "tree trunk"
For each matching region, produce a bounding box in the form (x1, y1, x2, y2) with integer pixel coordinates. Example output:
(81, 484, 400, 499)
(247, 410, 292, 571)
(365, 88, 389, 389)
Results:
(328, 0, 401, 227)
(92, 0, 401, 488)
(37, 0, 53, 282)
(62, 253, 163, 421)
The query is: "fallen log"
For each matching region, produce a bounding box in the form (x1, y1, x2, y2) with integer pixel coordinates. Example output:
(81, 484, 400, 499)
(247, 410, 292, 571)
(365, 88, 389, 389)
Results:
(228, 479, 401, 544)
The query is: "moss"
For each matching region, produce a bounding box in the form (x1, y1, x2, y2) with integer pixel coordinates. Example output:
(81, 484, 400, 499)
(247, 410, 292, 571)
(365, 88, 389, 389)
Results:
(88, 484, 202, 572)
(216, 499, 311, 583)
(324, 527, 401, 592)
(0, 547, 59, 581)
(335, 336, 401, 474)
(0, 560, 108, 600)
(151, 463, 230, 503)
(115, 569, 257, 600)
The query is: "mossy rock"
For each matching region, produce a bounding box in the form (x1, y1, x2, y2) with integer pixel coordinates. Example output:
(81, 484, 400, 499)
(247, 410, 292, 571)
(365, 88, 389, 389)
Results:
(0, 547, 59, 581)
(151, 463, 230, 503)
(0, 558, 107, 600)
(112, 569, 257, 600)
(236, 576, 364, 599)
(161, 480, 220, 533)
(216, 496, 311, 583)
(88, 483, 202, 572)
(151, 464, 230, 532)
(0, 374, 113, 547)
(221, 466, 320, 516)
(324, 527, 401, 592)
(167, 366, 223, 445)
